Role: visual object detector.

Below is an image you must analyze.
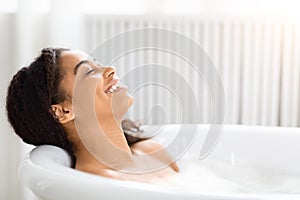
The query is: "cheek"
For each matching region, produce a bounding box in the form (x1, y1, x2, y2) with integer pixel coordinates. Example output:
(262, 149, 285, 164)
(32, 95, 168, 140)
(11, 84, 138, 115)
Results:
(95, 77, 106, 95)
(60, 78, 74, 100)
(89, 76, 106, 99)
(95, 89, 112, 110)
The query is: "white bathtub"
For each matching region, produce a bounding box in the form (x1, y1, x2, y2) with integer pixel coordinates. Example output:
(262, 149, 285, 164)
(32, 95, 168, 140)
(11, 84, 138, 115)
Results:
(20, 124, 300, 200)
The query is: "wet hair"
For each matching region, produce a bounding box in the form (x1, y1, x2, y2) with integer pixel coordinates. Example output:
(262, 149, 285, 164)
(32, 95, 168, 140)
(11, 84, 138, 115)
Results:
(6, 48, 149, 168)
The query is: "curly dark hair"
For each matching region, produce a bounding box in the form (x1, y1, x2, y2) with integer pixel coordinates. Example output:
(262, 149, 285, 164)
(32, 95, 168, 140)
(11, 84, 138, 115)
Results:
(5, 48, 77, 166)
(6, 47, 149, 168)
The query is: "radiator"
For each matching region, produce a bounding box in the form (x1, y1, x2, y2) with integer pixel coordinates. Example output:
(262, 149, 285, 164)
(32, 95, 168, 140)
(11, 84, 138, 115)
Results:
(84, 16, 300, 127)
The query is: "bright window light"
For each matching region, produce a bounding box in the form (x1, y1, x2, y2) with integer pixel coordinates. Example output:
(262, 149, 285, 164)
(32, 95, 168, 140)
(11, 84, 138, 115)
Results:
(0, 0, 17, 12)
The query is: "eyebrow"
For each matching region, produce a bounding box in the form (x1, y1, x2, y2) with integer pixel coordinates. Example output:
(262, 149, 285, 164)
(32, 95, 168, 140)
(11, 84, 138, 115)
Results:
(74, 60, 89, 75)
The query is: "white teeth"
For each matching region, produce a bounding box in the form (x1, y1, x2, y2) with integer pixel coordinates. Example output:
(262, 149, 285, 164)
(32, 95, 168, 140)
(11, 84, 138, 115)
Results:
(107, 82, 121, 93)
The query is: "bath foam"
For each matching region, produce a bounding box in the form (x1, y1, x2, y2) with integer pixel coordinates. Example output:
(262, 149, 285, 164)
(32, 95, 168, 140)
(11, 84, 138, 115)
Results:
(149, 155, 300, 195)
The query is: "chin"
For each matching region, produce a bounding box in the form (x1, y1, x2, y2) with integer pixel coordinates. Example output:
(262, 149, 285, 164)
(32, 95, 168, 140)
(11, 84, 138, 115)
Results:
(127, 95, 134, 108)
(111, 94, 134, 120)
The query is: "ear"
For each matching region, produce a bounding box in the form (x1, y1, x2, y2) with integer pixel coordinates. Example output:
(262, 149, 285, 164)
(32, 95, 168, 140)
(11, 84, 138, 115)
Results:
(51, 103, 75, 124)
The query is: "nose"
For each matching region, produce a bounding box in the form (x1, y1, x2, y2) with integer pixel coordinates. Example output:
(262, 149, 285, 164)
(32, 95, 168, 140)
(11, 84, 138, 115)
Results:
(102, 66, 116, 79)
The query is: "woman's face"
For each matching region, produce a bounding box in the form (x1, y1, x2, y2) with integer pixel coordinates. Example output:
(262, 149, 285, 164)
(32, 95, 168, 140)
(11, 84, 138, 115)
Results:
(58, 50, 134, 124)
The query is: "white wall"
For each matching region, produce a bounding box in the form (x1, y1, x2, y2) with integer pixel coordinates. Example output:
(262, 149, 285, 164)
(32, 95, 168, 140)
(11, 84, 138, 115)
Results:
(0, 13, 23, 200)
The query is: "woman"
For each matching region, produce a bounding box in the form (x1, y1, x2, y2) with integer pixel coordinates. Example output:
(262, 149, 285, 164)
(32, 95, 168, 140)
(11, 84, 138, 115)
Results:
(6, 48, 179, 183)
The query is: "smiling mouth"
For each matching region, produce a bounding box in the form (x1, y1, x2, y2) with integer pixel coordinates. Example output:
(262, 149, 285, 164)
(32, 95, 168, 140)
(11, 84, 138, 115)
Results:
(105, 81, 121, 93)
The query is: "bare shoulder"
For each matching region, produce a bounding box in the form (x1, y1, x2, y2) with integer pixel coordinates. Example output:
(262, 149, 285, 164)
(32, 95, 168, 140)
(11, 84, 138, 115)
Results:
(130, 139, 180, 172)
(77, 164, 127, 181)
(82, 166, 161, 183)
(98, 169, 127, 180)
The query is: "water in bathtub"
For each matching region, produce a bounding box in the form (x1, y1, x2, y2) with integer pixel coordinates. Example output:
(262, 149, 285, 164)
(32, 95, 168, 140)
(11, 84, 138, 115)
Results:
(149, 154, 300, 195)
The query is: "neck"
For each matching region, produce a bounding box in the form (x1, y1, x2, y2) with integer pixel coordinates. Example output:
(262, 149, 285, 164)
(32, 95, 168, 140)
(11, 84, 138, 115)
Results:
(67, 117, 132, 169)
(97, 117, 131, 153)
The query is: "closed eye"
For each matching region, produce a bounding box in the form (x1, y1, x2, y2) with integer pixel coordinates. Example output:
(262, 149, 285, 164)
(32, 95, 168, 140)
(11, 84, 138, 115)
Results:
(86, 69, 95, 76)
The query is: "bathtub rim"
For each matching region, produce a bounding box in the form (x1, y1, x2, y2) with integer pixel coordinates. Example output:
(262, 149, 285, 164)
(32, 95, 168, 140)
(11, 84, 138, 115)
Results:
(19, 124, 300, 200)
